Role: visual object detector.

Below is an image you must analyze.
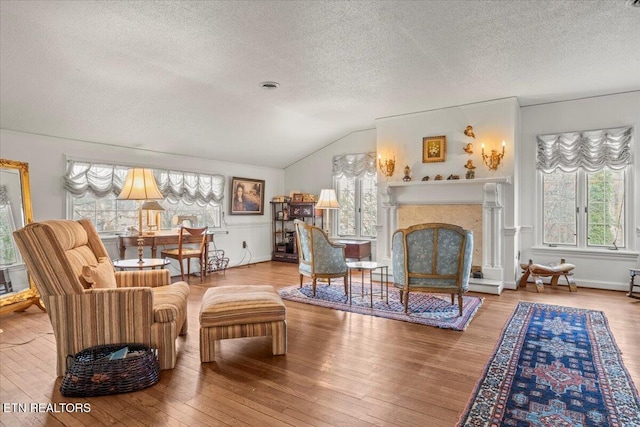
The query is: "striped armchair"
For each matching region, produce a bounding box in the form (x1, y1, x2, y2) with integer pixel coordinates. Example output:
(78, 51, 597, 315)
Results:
(13, 219, 190, 376)
(392, 223, 473, 316)
(293, 219, 348, 296)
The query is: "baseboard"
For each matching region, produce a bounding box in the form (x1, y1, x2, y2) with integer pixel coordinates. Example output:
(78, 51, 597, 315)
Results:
(469, 278, 504, 295)
(373, 272, 505, 295)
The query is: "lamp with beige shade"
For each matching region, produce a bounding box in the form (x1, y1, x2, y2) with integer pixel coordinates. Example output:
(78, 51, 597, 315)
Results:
(315, 189, 340, 236)
(118, 168, 164, 263)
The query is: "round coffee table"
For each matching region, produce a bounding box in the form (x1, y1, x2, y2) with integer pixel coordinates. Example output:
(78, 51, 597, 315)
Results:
(113, 258, 171, 270)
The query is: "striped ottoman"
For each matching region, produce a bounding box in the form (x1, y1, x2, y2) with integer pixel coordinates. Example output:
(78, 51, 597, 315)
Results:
(199, 285, 287, 362)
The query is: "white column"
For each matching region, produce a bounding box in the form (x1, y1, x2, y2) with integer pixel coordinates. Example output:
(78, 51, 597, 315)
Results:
(482, 182, 503, 280)
(378, 185, 397, 262)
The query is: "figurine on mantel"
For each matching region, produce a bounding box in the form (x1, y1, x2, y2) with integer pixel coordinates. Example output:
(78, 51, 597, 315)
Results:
(464, 159, 476, 179)
(403, 165, 412, 182)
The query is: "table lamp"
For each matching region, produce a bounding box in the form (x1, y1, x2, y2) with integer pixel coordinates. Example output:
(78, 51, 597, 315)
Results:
(316, 189, 340, 235)
(118, 168, 164, 263)
(141, 200, 165, 234)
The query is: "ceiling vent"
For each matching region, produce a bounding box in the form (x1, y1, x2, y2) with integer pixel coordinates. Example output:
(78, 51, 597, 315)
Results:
(259, 81, 280, 90)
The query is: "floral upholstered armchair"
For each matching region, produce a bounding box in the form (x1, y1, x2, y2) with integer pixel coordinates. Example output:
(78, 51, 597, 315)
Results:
(392, 223, 473, 316)
(293, 219, 348, 296)
(13, 219, 190, 376)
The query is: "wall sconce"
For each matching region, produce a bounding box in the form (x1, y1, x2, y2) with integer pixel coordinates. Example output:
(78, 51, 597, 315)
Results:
(378, 154, 396, 178)
(481, 141, 506, 170)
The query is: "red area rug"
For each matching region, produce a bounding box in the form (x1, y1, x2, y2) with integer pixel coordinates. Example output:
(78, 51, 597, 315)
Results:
(458, 301, 640, 426)
(278, 280, 483, 331)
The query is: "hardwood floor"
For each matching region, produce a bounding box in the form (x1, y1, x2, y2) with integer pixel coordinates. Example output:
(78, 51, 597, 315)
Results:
(1, 261, 639, 426)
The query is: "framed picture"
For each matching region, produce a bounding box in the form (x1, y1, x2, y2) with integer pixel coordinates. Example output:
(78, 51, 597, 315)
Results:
(277, 210, 284, 220)
(230, 177, 265, 215)
(423, 135, 446, 163)
(289, 203, 314, 218)
(292, 193, 304, 203)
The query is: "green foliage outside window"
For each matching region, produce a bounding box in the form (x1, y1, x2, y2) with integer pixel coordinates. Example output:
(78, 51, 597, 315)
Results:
(336, 174, 377, 238)
(542, 167, 625, 248)
(587, 169, 624, 247)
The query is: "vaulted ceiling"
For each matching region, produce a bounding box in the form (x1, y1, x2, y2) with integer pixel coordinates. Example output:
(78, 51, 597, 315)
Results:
(1, 1, 639, 168)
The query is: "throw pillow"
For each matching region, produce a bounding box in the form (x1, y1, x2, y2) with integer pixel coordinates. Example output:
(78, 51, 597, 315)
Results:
(82, 257, 117, 289)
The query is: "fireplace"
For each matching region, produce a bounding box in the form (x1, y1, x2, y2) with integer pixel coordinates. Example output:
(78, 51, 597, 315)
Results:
(398, 204, 483, 268)
(378, 176, 511, 294)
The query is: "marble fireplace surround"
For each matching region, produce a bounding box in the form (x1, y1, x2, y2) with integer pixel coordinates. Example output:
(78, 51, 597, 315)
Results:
(378, 176, 511, 295)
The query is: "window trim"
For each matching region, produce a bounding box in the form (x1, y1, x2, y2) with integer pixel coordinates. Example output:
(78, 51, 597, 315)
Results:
(535, 125, 635, 255)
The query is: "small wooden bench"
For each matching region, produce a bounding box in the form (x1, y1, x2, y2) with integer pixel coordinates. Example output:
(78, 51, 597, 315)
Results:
(518, 259, 577, 293)
(199, 285, 287, 362)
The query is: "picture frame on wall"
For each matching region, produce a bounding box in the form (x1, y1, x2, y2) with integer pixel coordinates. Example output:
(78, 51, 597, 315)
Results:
(422, 135, 446, 163)
(230, 177, 265, 215)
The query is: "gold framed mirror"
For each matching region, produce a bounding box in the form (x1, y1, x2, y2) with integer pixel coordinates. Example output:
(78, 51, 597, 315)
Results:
(0, 159, 44, 315)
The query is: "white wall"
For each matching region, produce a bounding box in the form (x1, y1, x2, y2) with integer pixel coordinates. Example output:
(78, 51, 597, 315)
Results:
(283, 128, 377, 257)
(6, 91, 637, 290)
(375, 98, 520, 288)
(0, 129, 285, 268)
(519, 91, 640, 291)
(284, 128, 376, 196)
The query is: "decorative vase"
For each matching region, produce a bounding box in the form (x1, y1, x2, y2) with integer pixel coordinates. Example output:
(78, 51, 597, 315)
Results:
(403, 165, 411, 182)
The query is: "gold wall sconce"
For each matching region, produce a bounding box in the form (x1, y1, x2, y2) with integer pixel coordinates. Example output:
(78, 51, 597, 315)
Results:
(378, 154, 396, 178)
(481, 141, 506, 170)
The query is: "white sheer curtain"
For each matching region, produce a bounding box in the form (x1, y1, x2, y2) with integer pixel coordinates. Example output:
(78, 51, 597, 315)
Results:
(332, 152, 377, 178)
(64, 161, 225, 206)
(536, 126, 632, 173)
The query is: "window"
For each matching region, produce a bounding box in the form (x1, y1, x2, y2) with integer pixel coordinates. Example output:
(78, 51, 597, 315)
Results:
(65, 161, 224, 233)
(332, 153, 377, 238)
(538, 126, 631, 250)
(542, 168, 625, 248)
(71, 192, 222, 233)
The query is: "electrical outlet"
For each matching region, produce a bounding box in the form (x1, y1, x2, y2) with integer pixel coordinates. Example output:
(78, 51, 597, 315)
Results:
(242, 241, 247, 249)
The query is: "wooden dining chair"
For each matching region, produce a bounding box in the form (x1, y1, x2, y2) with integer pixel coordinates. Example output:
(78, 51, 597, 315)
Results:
(161, 226, 208, 282)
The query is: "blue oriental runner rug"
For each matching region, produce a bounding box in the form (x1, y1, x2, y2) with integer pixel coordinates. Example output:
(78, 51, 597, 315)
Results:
(458, 302, 640, 427)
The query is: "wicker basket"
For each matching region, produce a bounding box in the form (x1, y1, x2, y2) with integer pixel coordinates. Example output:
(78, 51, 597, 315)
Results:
(60, 343, 159, 397)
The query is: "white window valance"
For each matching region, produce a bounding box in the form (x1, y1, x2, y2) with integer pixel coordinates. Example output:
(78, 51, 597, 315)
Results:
(65, 161, 225, 206)
(536, 126, 632, 173)
(332, 152, 377, 178)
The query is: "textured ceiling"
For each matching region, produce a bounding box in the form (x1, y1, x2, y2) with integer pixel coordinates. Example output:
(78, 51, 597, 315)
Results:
(1, 1, 639, 169)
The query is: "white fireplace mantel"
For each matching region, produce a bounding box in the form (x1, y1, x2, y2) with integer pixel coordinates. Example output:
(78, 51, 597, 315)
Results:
(379, 176, 511, 205)
(378, 176, 512, 295)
